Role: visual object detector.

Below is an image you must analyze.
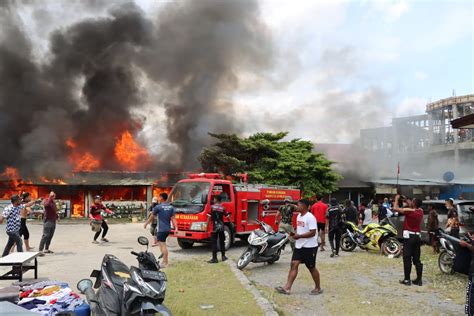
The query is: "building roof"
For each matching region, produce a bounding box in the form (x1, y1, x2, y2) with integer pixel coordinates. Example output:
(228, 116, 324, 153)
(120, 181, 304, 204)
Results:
(451, 113, 474, 129)
(370, 178, 474, 186)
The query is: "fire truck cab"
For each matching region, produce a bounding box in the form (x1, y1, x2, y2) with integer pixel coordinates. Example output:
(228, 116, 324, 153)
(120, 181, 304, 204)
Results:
(168, 173, 300, 250)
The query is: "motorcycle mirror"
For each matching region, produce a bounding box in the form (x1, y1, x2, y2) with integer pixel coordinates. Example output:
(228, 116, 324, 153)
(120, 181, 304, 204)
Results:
(77, 279, 93, 294)
(138, 236, 149, 246)
(201, 193, 208, 204)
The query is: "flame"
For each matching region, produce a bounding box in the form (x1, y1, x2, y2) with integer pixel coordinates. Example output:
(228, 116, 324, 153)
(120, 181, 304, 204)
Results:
(0, 167, 39, 200)
(152, 187, 172, 199)
(114, 131, 150, 171)
(66, 138, 101, 172)
(39, 176, 66, 185)
(1, 167, 20, 188)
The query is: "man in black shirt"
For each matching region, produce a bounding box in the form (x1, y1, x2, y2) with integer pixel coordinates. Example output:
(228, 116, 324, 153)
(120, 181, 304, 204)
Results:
(342, 200, 358, 225)
(326, 198, 343, 258)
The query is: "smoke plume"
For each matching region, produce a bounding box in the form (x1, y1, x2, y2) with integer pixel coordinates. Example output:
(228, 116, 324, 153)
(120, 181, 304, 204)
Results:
(0, 0, 272, 177)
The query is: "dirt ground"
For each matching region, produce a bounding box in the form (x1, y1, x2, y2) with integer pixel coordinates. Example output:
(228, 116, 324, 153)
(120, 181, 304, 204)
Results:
(0, 222, 467, 315)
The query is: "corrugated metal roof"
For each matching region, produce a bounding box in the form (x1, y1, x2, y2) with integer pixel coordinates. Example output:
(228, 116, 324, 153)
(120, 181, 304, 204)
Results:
(370, 178, 474, 186)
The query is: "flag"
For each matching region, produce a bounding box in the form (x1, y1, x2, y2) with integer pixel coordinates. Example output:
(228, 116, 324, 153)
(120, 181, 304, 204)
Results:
(397, 162, 400, 175)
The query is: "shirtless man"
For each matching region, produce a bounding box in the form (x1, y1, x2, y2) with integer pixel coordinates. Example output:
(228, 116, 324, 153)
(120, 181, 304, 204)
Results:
(20, 192, 35, 250)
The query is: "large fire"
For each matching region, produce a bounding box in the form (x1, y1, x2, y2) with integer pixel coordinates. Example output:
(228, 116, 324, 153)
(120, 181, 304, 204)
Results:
(66, 138, 101, 172)
(0, 167, 39, 199)
(114, 131, 150, 171)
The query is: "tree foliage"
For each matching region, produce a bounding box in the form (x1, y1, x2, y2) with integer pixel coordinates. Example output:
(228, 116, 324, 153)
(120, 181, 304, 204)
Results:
(198, 132, 341, 196)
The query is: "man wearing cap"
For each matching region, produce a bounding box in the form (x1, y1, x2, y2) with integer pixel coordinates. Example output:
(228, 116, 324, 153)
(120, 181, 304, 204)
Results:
(276, 197, 297, 251)
(276, 199, 322, 295)
(89, 195, 114, 244)
(1, 194, 39, 257)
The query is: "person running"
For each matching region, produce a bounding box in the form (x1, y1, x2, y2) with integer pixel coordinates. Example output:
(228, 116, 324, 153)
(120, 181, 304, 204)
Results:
(276, 196, 296, 251)
(20, 192, 34, 251)
(311, 195, 328, 251)
(327, 198, 343, 258)
(207, 194, 229, 263)
(393, 194, 424, 286)
(89, 195, 114, 244)
(427, 205, 440, 254)
(146, 197, 159, 247)
(275, 199, 322, 295)
(1, 194, 39, 257)
(39, 191, 58, 256)
(144, 193, 176, 267)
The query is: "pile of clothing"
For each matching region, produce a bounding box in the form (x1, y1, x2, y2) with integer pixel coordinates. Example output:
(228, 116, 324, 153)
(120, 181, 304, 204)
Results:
(17, 280, 85, 315)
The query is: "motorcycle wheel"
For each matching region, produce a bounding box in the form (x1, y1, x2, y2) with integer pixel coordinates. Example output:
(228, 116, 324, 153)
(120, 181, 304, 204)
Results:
(237, 248, 253, 270)
(341, 233, 356, 252)
(438, 250, 454, 274)
(381, 237, 402, 257)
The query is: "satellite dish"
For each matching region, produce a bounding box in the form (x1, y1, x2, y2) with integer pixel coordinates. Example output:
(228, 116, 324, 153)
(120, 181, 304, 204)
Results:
(443, 171, 455, 182)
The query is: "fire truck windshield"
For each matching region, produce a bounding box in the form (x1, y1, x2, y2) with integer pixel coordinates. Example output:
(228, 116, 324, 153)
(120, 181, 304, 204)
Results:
(169, 182, 210, 213)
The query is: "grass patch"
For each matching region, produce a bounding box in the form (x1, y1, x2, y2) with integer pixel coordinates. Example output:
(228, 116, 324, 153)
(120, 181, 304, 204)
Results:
(256, 246, 465, 315)
(164, 259, 264, 316)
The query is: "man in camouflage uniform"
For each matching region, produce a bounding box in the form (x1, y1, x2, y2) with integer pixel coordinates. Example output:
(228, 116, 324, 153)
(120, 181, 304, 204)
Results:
(276, 196, 296, 251)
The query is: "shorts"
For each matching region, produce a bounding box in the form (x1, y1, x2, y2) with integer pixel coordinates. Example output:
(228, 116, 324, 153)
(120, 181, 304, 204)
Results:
(156, 231, 170, 242)
(292, 246, 318, 269)
(317, 222, 326, 232)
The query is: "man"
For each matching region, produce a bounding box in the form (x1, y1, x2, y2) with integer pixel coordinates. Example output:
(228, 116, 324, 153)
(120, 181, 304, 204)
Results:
(1, 195, 38, 257)
(89, 196, 114, 244)
(144, 197, 159, 247)
(378, 200, 389, 223)
(446, 198, 460, 238)
(327, 198, 343, 258)
(144, 193, 176, 267)
(39, 191, 58, 256)
(342, 200, 358, 225)
(275, 199, 322, 295)
(311, 195, 328, 251)
(208, 194, 229, 263)
(360, 202, 372, 228)
(276, 196, 297, 251)
(393, 194, 424, 286)
(459, 233, 474, 315)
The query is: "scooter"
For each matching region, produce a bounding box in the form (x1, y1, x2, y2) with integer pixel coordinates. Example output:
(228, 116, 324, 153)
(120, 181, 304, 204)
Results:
(237, 220, 289, 270)
(77, 236, 171, 316)
(340, 218, 402, 257)
(438, 232, 470, 275)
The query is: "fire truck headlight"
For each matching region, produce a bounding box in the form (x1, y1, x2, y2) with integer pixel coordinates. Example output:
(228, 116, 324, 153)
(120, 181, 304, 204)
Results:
(190, 222, 208, 232)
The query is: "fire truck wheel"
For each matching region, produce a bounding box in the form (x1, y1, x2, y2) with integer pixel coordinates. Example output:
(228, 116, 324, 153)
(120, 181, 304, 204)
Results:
(218, 225, 234, 251)
(177, 238, 194, 249)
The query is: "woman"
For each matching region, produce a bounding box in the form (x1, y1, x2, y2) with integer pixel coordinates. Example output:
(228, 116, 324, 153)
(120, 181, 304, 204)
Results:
(426, 205, 440, 253)
(20, 192, 34, 251)
(446, 216, 460, 239)
(89, 196, 114, 244)
(208, 194, 229, 263)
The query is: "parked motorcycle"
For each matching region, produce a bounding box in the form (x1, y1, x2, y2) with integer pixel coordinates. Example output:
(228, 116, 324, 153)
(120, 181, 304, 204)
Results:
(340, 218, 402, 257)
(77, 236, 171, 316)
(237, 220, 289, 270)
(438, 232, 470, 275)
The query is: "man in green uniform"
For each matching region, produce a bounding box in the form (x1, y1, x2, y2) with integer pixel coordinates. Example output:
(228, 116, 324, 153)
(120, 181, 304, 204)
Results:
(276, 196, 296, 251)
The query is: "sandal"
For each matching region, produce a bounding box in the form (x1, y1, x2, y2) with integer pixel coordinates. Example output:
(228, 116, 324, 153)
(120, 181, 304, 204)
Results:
(275, 286, 290, 295)
(310, 289, 324, 295)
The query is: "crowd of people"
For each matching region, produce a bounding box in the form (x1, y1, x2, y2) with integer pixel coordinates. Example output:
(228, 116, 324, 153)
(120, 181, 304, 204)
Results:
(273, 194, 472, 313)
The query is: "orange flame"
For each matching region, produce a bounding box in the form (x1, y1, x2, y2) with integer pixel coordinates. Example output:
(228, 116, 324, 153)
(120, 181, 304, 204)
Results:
(1, 167, 20, 188)
(66, 138, 101, 172)
(114, 131, 150, 171)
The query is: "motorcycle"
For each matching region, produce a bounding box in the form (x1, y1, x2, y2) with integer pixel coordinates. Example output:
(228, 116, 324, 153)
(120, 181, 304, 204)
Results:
(438, 232, 470, 275)
(340, 218, 402, 257)
(77, 236, 171, 316)
(237, 220, 289, 270)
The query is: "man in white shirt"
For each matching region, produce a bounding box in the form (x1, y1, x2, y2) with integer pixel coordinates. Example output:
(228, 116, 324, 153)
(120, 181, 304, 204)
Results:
(276, 199, 323, 295)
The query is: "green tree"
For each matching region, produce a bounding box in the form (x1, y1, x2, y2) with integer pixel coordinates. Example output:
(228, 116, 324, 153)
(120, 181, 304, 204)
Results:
(198, 132, 341, 196)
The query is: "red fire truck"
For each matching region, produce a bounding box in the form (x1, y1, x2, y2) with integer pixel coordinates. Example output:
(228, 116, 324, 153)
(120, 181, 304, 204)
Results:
(168, 173, 300, 250)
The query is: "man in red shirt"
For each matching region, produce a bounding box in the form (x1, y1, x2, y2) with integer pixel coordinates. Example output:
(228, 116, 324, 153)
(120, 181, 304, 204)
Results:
(39, 191, 58, 256)
(89, 196, 114, 244)
(311, 195, 328, 251)
(393, 194, 424, 286)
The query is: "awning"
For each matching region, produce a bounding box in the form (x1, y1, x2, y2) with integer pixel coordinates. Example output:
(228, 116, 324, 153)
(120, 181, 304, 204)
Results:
(451, 113, 474, 129)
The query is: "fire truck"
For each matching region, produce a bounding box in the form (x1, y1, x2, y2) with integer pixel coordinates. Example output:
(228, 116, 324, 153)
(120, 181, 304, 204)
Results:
(168, 173, 300, 250)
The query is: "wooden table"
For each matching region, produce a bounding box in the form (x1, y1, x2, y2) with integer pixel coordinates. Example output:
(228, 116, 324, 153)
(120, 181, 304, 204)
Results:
(0, 252, 39, 282)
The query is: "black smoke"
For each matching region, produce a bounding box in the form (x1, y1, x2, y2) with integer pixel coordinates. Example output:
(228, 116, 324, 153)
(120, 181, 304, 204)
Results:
(0, 0, 272, 177)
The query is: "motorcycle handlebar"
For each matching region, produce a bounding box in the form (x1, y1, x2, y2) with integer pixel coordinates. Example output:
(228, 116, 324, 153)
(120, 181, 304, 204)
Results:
(131, 251, 140, 256)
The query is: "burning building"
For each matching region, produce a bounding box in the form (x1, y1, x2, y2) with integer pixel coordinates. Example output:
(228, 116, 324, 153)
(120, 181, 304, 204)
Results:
(0, 169, 184, 218)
